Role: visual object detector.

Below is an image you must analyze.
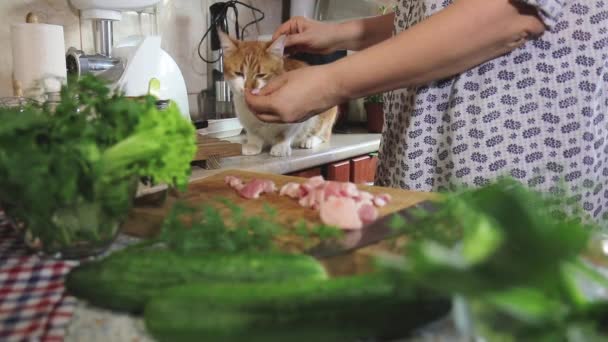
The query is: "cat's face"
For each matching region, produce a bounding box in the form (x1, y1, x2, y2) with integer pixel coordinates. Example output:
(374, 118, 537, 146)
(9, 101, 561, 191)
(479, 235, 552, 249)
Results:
(218, 31, 286, 96)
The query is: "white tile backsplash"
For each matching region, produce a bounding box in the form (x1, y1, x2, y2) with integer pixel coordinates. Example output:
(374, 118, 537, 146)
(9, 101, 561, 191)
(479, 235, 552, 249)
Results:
(1, 0, 282, 117)
(0, 0, 81, 98)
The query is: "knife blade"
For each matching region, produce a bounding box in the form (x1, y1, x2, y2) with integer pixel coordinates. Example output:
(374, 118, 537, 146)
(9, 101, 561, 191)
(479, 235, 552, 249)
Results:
(305, 200, 439, 259)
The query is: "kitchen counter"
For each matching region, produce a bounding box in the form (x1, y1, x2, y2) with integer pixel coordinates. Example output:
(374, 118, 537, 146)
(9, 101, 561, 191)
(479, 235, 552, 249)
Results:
(138, 132, 382, 196)
(206, 132, 381, 175)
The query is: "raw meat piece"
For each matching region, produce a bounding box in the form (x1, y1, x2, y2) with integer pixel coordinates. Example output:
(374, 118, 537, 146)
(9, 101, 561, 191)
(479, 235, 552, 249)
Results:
(373, 197, 386, 207)
(380, 193, 392, 202)
(249, 175, 390, 228)
(239, 180, 266, 199)
(305, 176, 326, 188)
(313, 187, 326, 210)
(373, 194, 392, 207)
(235, 178, 276, 199)
(262, 180, 277, 193)
(280, 182, 301, 198)
(322, 182, 342, 200)
(340, 182, 359, 197)
(358, 203, 378, 224)
(300, 176, 325, 196)
(319, 197, 363, 230)
(299, 184, 311, 197)
(354, 191, 374, 203)
(298, 193, 316, 208)
(225, 175, 244, 191)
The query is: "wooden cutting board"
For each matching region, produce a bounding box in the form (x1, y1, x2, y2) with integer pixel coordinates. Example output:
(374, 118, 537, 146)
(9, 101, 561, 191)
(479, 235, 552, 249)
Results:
(125, 169, 435, 236)
(122, 170, 437, 275)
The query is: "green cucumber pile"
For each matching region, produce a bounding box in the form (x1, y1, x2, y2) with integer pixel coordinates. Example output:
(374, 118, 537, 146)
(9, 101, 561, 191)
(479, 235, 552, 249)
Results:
(66, 250, 328, 313)
(145, 273, 448, 342)
(65, 201, 450, 341)
(67, 250, 449, 342)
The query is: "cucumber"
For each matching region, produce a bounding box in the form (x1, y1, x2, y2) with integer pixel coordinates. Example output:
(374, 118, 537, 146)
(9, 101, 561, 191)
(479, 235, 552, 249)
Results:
(65, 250, 327, 313)
(144, 273, 450, 342)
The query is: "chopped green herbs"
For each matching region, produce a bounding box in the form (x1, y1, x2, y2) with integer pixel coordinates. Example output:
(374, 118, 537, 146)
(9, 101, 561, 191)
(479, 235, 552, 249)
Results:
(154, 200, 342, 254)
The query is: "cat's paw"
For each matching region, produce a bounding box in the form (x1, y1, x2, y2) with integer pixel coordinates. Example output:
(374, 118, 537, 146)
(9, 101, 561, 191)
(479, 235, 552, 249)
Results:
(242, 143, 263, 155)
(299, 136, 324, 149)
(270, 144, 292, 157)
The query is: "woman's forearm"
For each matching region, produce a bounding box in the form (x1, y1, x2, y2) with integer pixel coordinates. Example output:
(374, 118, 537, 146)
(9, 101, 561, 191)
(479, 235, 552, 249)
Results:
(329, 0, 545, 100)
(335, 13, 395, 51)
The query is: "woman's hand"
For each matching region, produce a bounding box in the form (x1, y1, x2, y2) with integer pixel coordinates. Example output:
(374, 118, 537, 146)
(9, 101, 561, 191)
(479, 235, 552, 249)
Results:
(273, 16, 342, 55)
(244, 65, 343, 123)
(274, 13, 395, 54)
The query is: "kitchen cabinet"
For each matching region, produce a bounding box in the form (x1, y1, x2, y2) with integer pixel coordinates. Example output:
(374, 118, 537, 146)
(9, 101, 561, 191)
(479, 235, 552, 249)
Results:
(350, 156, 376, 184)
(327, 160, 351, 182)
(287, 153, 379, 184)
(328, 154, 378, 184)
(288, 167, 322, 178)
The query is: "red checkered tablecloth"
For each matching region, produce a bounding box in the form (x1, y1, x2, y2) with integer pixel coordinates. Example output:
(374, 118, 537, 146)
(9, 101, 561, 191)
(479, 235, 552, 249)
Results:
(0, 215, 79, 342)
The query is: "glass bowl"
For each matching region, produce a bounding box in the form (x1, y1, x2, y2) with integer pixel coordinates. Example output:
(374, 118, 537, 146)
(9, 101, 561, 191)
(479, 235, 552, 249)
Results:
(4, 178, 139, 260)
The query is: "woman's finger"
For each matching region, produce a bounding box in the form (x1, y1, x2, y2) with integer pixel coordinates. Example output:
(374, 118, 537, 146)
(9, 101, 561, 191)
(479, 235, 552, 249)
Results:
(273, 18, 301, 40)
(244, 91, 276, 114)
(258, 76, 288, 96)
(272, 21, 292, 40)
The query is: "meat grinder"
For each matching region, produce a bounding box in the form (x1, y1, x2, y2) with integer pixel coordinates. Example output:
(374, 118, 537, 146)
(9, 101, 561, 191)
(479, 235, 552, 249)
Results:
(65, 0, 190, 120)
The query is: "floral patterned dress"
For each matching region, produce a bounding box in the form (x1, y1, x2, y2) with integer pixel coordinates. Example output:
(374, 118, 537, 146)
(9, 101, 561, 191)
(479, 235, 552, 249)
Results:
(375, 0, 608, 223)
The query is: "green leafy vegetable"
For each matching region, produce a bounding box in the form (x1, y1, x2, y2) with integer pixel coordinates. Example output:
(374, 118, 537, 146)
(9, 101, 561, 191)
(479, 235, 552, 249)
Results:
(0, 75, 196, 255)
(380, 178, 608, 341)
(98, 100, 195, 189)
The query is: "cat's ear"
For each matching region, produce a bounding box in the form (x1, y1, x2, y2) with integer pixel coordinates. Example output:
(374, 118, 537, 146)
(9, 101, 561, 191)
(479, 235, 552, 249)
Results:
(217, 29, 238, 54)
(266, 35, 286, 57)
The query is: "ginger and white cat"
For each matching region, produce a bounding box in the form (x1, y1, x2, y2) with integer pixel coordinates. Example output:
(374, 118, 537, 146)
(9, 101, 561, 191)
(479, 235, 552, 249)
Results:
(218, 31, 337, 157)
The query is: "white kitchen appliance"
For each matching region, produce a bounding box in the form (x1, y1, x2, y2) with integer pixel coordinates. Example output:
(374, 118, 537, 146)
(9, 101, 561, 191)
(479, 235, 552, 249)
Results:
(66, 0, 190, 120)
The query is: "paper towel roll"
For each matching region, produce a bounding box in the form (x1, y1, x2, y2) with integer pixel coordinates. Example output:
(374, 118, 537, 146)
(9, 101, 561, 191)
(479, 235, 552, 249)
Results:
(11, 22, 67, 96)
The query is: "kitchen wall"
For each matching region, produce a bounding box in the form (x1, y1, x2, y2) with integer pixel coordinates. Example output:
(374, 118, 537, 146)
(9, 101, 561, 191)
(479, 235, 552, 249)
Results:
(317, 0, 380, 21)
(0, 0, 282, 117)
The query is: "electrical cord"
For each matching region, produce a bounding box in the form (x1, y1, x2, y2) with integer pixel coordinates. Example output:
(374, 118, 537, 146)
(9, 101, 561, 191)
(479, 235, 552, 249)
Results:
(197, 1, 265, 64)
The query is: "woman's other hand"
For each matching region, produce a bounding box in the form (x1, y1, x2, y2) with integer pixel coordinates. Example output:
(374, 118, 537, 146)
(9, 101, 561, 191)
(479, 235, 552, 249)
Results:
(273, 16, 342, 55)
(274, 13, 395, 54)
(244, 65, 343, 123)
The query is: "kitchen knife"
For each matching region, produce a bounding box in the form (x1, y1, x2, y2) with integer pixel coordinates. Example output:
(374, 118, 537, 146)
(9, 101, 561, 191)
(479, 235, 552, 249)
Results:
(305, 200, 439, 259)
